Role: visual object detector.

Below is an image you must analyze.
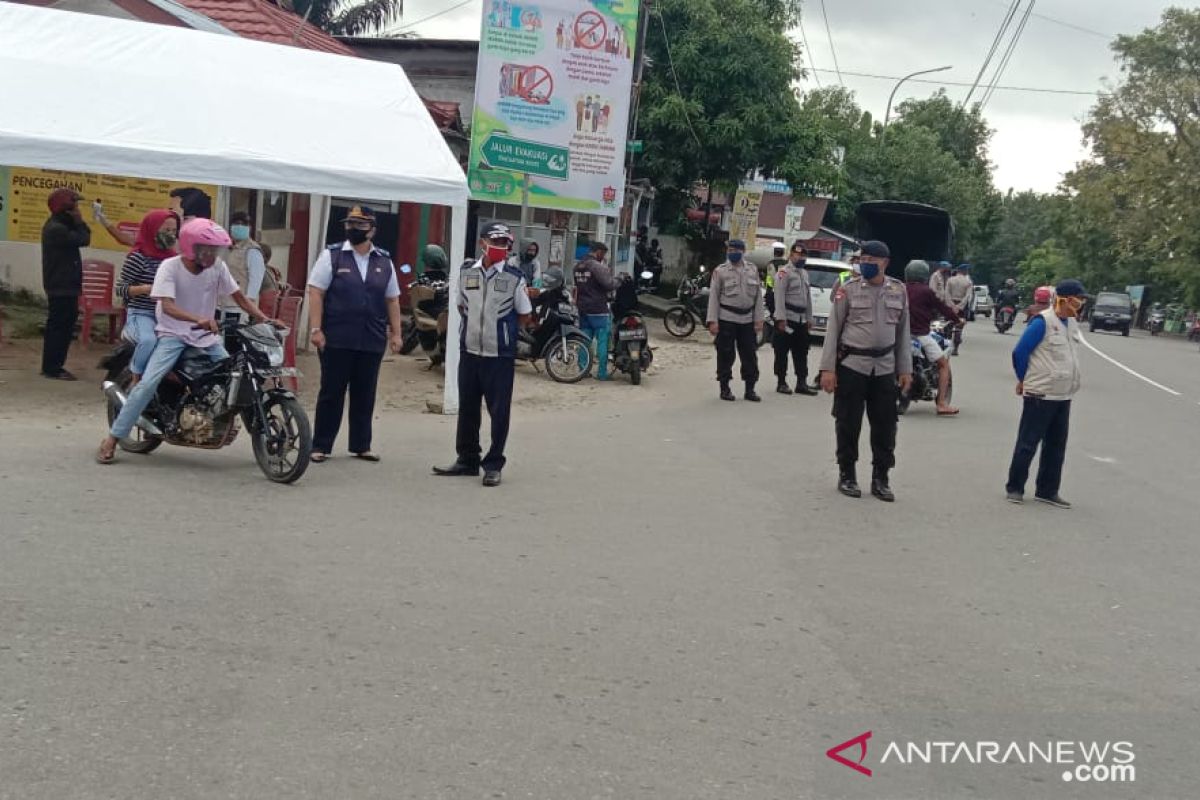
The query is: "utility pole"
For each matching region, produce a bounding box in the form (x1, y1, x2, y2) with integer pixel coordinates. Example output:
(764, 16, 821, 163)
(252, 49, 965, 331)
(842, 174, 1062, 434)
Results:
(620, 0, 652, 272)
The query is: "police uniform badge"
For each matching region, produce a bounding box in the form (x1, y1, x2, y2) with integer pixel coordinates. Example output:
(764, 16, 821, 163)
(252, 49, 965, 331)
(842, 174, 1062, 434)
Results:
(465, 276, 481, 290)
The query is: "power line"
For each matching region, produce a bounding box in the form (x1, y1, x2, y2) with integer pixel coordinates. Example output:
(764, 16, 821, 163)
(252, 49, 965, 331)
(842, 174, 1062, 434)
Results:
(818, 0, 843, 86)
(394, 0, 474, 32)
(654, 8, 703, 148)
(963, 0, 1020, 107)
(977, 0, 1111, 39)
(980, 0, 1036, 109)
(797, 17, 821, 89)
(806, 68, 1098, 96)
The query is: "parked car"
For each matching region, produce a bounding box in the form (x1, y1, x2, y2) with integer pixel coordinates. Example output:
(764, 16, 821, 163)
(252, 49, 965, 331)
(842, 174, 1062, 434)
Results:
(1089, 291, 1133, 336)
(973, 285, 992, 317)
(805, 258, 853, 337)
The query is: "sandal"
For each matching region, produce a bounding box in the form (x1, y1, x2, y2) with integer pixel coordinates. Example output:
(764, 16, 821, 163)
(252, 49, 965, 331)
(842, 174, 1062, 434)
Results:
(936, 406, 960, 416)
(352, 452, 381, 462)
(311, 452, 329, 463)
(96, 439, 117, 465)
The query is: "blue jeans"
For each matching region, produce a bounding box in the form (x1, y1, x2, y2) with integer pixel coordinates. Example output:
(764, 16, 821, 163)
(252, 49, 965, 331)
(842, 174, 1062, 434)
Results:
(109, 337, 228, 439)
(1006, 396, 1071, 497)
(580, 314, 611, 378)
(122, 310, 158, 376)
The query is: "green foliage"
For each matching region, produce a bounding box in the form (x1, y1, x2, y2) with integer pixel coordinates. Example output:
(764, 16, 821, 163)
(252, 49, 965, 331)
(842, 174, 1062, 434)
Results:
(1017, 239, 1073, 292)
(636, 0, 837, 221)
(973, 191, 1065, 288)
(892, 91, 992, 175)
(291, 0, 402, 36)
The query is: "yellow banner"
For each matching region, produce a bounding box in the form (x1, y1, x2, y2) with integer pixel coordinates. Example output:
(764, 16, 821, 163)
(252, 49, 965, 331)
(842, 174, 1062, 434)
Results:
(4, 168, 216, 249)
(729, 186, 763, 245)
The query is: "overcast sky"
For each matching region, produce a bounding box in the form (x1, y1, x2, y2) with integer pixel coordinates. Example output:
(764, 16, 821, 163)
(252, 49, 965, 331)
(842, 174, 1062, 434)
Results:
(391, 0, 1177, 194)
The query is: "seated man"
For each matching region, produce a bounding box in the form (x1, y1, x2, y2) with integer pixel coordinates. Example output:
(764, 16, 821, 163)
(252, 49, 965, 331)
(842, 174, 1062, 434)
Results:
(903, 259, 962, 415)
(97, 219, 275, 464)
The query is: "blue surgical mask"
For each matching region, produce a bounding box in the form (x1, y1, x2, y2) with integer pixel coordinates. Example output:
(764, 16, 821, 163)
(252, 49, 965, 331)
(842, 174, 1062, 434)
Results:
(728, 251, 744, 263)
(230, 224, 251, 241)
(860, 262, 880, 281)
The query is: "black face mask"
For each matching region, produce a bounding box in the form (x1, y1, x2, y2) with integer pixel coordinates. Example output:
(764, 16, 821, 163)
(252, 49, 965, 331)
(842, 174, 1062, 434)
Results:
(347, 229, 371, 245)
(521, 251, 535, 263)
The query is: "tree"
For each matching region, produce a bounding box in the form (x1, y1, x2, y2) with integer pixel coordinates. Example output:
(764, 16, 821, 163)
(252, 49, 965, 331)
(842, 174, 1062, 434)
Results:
(974, 191, 1065, 288)
(289, 0, 402, 36)
(1017, 239, 1074, 293)
(892, 91, 992, 176)
(636, 0, 837, 227)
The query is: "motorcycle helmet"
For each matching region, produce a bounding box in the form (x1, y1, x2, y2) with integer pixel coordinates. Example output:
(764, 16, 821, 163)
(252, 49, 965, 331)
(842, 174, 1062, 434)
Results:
(542, 267, 565, 292)
(904, 260, 931, 283)
(178, 218, 231, 261)
(1005, 278, 1016, 288)
(422, 244, 448, 273)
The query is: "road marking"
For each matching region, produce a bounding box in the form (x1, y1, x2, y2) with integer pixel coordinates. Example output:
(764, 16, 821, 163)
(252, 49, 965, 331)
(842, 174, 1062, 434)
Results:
(1076, 332, 1182, 396)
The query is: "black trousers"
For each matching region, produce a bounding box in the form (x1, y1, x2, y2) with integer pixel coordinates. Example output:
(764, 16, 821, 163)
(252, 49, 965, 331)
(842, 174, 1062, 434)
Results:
(456, 352, 516, 472)
(715, 320, 759, 384)
(773, 322, 810, 382)
(1006, 397, 1071, 497)
(834, 365, 898, 474)
(313, 346, 384, 454)
(42, 295, 79, 375)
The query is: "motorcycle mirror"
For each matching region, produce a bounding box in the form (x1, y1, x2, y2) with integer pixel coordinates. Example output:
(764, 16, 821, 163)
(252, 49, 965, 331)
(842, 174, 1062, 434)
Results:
(640, 270, 654, 280)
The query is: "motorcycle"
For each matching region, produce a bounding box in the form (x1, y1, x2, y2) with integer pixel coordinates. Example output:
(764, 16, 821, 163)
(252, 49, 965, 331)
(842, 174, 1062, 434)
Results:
(663, 266, 710, 338)
(994, 305, 1016, 334)
(1148, 306, 1166, 336)
(516, 287, 593, 383)
(609, 272, 654, 384)
(400, 271, 449, 365)
(1187, 318, 1200, 343)
(100, 320, 312, 483)
(898, 326, 952, 415)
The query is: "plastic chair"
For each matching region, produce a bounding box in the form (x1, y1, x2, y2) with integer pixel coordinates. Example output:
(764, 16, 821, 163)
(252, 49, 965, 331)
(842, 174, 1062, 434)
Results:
(78, 260, 125, 347)
(276, 295, 303, 391)
(258, 289, 280, 319)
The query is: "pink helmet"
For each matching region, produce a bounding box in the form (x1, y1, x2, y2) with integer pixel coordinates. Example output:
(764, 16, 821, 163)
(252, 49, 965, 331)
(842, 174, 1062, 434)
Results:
(178, 218, 232, 260)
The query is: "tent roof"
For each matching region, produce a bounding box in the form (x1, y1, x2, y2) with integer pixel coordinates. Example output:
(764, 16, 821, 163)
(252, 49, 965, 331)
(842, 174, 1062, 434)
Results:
(0, 3, 468, 207)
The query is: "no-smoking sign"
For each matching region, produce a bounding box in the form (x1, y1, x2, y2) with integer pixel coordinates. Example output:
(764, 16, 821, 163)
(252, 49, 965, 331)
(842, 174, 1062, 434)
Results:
(573, 10, 607, 50)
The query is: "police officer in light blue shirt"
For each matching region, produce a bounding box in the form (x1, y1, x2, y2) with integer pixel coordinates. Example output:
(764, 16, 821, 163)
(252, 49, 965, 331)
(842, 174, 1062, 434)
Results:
(433, 222, 533, 487)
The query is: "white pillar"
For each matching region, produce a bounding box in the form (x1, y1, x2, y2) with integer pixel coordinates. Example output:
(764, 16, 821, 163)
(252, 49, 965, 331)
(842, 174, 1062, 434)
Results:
(443, 201, 469, 415)
(299, 194, 331, 350)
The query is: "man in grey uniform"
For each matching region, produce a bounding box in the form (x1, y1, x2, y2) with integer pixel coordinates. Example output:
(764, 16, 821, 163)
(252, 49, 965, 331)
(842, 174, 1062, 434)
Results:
(433, 222, 533, 487)
(706, 239, 766, 402)
(946, 263, 975, 355)
(772, 241, 818, 395)
(818, 241, 912, 501)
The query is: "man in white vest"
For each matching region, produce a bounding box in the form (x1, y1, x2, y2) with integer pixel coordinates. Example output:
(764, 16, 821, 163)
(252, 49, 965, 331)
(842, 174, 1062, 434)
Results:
(219, 211, 272, 322)
(1005, 279, 1086, 507)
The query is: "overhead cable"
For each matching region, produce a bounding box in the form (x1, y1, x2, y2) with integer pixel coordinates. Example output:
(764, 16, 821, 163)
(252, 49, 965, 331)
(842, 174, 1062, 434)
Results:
(805, 68, 1097, 96)
(818, 0, 843, 86)
(654, 8, 704, 148)
(797, 17, 822, 89)
(962, 0, 1021, 107)
(980, 0, 1036, 109)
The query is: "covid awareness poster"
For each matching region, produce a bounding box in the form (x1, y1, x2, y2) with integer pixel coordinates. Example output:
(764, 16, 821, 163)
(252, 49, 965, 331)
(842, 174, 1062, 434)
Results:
(468, 0, 639, 217)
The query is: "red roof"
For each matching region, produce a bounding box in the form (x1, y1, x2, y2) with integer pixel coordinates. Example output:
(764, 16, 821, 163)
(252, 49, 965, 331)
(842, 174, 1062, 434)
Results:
(175, 0, 355, 55)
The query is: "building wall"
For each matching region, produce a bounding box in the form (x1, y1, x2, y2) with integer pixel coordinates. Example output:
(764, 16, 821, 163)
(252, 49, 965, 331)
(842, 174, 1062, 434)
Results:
(0, 241, 127, 294)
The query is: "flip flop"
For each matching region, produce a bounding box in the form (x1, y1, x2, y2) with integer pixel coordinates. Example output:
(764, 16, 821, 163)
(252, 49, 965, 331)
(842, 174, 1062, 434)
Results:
(936, 407, 960, 416)
(311, 452, 329, 463)
(96, 443, 116, 465)
(352, 452, 381, 462)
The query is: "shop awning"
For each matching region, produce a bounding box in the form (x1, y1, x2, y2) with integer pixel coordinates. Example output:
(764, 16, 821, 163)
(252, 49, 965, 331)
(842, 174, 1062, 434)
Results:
(0, 2, 467, 208)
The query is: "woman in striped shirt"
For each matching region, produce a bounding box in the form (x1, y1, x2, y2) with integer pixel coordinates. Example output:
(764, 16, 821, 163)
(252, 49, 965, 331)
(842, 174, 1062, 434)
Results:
(116, 209, 180, 381)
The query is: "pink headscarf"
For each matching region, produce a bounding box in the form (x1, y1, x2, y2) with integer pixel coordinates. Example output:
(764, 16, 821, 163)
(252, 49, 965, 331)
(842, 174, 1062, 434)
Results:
(132, 209, 181, 260)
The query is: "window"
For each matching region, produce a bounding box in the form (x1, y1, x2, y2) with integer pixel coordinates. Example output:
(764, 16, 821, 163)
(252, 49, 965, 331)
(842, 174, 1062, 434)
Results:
(259, 191, 289, 230)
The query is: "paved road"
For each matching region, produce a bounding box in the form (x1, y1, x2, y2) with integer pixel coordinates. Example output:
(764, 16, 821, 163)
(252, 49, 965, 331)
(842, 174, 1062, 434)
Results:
(2, 322, 1198, 798)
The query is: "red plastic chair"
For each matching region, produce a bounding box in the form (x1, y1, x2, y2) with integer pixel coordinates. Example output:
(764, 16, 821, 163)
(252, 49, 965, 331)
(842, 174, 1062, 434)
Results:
(78, 260, 125, 347)
(258, 289, 280, 319)
(276, 295, 303, 391)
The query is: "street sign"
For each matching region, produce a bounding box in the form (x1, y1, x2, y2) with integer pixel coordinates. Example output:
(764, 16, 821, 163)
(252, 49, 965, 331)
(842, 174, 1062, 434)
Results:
(626, 139, 644, 153)
(481, 133, 570, 180)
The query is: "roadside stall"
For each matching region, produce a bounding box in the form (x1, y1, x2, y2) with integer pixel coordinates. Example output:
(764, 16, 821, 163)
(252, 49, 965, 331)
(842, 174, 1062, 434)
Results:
(0, 3, 470, 412)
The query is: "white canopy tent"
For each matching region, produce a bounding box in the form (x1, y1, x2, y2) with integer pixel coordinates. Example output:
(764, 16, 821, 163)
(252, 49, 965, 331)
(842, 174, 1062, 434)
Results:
(0, 2, 468, 412)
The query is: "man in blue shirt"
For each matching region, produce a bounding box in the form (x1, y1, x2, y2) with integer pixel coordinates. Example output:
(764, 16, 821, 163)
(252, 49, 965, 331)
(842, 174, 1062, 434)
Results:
(1005, 279, 1086, 507)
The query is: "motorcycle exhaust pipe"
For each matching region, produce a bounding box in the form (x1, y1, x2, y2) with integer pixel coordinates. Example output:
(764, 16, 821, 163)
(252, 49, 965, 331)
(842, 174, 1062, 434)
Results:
(102, 381, 163, 437)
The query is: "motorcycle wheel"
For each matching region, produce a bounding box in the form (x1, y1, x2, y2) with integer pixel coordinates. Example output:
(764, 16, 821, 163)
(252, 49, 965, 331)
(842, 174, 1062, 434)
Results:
(399, 321, 420, 355)
(251, 395, 313, 484)
(107, 369, 163, 454)
(663, 307, 695, 338)
(544, 337, 591, 383)
(629, 359, 641, 385)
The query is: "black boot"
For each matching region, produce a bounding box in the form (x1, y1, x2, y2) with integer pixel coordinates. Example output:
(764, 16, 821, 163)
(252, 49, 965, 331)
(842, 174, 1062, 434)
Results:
(838, 467, 862, 498)
(795, 378, 818, 396)
(720, 381, 736, 401)
(776, 379, 793, 395)
(871, 471, 895, 502)
(744, 382, 762, 402)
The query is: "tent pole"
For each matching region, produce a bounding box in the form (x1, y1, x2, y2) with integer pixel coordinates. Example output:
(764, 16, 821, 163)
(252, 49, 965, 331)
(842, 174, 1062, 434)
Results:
(519, 173, 531, 243)
(443, 201, 468, 415)
(301, 193, 331, 350)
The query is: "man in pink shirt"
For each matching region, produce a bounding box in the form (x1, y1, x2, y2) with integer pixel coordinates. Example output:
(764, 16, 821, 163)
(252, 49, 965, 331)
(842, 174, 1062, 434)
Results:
(97, 219, 274, 464)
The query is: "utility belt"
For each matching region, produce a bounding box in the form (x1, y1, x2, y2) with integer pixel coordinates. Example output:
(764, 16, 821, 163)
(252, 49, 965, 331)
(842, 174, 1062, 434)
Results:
(785, 303, 808, 314)
(720, 303, 753, 316)
(838, 344, 892, 361)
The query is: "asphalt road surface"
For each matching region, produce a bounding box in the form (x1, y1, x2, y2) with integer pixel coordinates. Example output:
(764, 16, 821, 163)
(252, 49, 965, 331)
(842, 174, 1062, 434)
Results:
(2, 322, 1199, 799)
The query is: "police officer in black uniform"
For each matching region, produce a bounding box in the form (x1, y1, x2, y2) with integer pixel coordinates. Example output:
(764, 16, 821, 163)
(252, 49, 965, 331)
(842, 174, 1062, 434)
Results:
(433, 222, 533, 487)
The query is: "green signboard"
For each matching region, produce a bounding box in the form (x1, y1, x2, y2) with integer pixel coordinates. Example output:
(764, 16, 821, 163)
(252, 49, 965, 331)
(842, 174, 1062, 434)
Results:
(481, 133, 570, 181)
(626, 140, 643, 153)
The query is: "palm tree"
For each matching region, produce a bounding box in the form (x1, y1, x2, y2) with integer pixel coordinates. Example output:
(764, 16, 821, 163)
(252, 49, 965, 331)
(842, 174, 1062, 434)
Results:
(282, 0, 404, 37)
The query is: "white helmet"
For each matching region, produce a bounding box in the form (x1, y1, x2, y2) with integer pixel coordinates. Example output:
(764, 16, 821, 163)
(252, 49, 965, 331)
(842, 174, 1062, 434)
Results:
(772, 241, 786, 254)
